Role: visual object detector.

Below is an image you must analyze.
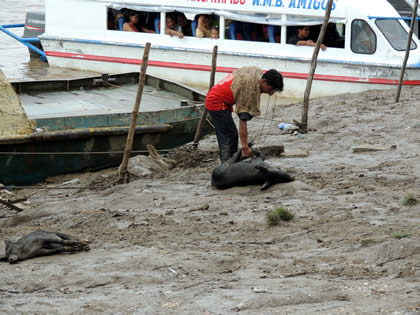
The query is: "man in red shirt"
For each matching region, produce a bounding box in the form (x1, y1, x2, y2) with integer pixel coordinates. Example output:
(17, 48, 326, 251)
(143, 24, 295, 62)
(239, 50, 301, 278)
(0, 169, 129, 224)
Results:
(205, 66, 283, 163)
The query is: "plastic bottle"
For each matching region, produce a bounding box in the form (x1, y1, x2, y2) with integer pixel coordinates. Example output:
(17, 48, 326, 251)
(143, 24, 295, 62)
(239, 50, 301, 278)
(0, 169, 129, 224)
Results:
(278, 123, 291, 130)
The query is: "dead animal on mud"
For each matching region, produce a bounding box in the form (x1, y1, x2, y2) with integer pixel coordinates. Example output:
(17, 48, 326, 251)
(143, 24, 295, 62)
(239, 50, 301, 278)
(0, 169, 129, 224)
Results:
(211, 150, 294, 190)
(0, 230, 90, 264)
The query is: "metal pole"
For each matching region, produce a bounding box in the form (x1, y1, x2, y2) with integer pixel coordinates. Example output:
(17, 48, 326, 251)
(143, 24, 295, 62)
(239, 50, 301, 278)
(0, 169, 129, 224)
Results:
(118, 43, 151, 183)
(193, 45, 218, 148)
(395, 0, 419, 103)
(300, 0, 334, 132)
(0, 24, 47, 61)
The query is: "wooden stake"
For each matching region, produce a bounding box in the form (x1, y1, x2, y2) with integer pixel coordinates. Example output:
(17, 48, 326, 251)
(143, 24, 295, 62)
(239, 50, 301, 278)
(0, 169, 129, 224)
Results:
(395, 0, 419, 103)
(0, 199, 23, 212)
(193, 45, 218, 148)
(300, 0, 334, 132)
(118, 43, 151, 183)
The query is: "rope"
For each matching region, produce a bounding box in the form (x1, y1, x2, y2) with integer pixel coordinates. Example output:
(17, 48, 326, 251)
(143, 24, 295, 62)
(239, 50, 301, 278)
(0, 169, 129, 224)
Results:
(193, 103, 215, 129)
(256, 94, 271, 145)
(250, 94, 283, 148)
(3, 186, 99, 190)
(0, 150, 165, 155)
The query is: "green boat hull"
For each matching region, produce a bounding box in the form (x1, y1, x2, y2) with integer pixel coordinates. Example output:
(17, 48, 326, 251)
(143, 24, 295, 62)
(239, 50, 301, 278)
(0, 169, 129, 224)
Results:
(0, 73, 213, 185)
(0, 117, 212, 185)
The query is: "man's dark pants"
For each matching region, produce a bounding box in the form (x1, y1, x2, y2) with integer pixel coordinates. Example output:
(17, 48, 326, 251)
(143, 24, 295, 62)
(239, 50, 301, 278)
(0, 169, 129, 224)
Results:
(208, 109, 238, 163)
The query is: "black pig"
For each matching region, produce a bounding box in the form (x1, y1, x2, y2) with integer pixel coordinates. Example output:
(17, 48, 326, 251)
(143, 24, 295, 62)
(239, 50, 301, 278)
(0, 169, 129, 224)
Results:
(212, 150, 294, 190)
(0, 230, 89, 264)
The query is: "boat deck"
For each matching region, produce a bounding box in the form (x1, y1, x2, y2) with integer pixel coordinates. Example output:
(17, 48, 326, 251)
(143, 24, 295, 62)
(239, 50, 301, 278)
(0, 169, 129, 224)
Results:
(20, 83, 189, 119)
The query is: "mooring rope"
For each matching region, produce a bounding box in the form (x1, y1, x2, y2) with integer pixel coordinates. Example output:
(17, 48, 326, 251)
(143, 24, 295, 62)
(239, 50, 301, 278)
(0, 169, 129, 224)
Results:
(252, 93, 280, 148)
(0, 150, 158, 155)
(3, 186, 101, 190)
(256, 94, 270, 143)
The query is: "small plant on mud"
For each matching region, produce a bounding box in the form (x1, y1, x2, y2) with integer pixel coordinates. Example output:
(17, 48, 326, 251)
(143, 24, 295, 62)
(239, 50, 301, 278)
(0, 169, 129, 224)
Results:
(392, 232, 411, 240)
(266, 207, 294, 226)
(402, 194, 417, 206)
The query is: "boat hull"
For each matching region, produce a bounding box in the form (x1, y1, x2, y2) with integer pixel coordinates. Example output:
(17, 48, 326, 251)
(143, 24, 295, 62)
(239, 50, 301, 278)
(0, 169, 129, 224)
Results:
(1, 72, 212, 186)
(41, 38, 420, 98)
(0, 117, 212, 186)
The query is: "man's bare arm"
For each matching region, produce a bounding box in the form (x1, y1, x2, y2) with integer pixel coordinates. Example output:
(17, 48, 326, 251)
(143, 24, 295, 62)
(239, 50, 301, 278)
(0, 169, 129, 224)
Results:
(297, 40, 326, 50)
(239, 120, 253, 157)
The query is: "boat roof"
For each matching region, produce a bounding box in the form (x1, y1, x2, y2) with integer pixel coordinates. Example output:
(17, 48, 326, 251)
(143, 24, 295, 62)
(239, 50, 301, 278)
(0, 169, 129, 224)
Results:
(387, 0, 420, 16)
(102, 0, 402, 21)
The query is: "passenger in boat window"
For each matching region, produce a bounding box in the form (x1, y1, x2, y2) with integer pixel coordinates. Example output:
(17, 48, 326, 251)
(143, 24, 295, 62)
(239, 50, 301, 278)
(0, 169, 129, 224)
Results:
(324, 23, 344, 48)
(114, 8, 127, 31)
(211, 26, 219, 39)
(196, 15, 212, 38)
(177, 13, 192, 37)
(138, 12, 157, 34)
(352, 20, 375, 54)
(288, 26, 326, 51)
(166, 15, 184, 38)
(205, 66, 284, 162)
(123, 11, 140, 32)
(266, 25, 281, 43)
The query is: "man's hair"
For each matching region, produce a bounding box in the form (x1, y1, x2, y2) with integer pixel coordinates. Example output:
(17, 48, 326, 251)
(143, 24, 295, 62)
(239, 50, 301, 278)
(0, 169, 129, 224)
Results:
(262, 69, 284, 92)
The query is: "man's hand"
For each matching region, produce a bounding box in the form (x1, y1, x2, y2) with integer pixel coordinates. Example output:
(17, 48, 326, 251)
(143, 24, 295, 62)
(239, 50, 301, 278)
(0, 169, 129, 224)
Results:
(241, 145, 253, 158)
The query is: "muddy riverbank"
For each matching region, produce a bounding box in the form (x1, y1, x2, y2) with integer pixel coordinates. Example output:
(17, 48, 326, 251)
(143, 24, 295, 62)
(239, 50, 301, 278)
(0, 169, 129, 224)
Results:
(1, 86, 419, 314)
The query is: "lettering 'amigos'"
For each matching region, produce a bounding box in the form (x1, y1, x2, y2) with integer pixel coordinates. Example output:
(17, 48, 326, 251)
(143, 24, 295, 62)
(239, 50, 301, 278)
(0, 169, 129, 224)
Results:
(288, 0, 337, 10)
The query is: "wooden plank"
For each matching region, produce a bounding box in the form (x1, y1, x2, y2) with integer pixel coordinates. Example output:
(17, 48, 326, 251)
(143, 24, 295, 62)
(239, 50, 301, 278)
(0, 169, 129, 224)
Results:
(0, 199, 24, 212)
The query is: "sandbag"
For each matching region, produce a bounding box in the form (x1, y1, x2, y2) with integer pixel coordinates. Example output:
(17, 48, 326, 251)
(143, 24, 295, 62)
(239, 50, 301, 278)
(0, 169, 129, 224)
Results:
(0, 69, 35, 138)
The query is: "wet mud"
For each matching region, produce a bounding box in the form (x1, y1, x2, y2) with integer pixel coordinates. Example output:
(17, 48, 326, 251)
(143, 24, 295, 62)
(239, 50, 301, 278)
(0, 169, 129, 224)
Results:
(1, 87, 419, 314)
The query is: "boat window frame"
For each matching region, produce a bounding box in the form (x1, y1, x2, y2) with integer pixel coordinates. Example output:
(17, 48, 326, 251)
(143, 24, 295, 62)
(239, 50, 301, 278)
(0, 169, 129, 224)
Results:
(375, 18, 417, 51)
(106, 7, 160, 34)
(351, 19, 377, 55)
(159, 11, 223, 39)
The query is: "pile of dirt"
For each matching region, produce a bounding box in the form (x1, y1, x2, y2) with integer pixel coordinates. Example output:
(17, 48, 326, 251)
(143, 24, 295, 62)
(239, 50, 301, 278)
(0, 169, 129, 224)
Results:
(170, 144, 219, 169)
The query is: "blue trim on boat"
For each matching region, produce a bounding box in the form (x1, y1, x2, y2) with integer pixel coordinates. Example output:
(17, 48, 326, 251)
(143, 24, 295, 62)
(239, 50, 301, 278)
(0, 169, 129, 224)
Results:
(368, 16, 420, 20)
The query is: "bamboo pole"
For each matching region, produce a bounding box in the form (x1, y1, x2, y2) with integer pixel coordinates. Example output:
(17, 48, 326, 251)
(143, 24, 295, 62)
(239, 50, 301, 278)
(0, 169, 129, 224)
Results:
(0, 199, 23, 212)
(395, 0, 419, 103)
(118, 42, 151, 183)
(193, 45, 218, 148)
(300, 0, 334, 132)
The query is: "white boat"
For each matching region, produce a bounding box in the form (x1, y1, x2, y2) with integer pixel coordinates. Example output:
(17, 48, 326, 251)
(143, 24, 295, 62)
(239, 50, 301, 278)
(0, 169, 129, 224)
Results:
(39, 0, 420, 97)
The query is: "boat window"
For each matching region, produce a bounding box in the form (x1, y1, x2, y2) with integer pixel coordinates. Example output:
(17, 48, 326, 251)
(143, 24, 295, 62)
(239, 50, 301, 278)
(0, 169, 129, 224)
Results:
(325, 23, 345, 48)
(286, 23, 345, 48)
(163, 12, 189, 38)
(107, 7, 157, 34)
(225, 20, 276, 42)
(195, 14, 220, 39)
(172, 12, 193, 37)
(351, 20, 376, 54)
(376, 19, 417, 51)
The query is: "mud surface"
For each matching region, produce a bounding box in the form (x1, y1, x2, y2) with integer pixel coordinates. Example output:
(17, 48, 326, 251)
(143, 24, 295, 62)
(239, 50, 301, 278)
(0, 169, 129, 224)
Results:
(1, 87, 420, 314)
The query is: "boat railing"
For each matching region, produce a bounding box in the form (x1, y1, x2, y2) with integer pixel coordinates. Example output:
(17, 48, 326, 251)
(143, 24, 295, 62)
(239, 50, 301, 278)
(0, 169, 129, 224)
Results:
(0, 24, 47, 61)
